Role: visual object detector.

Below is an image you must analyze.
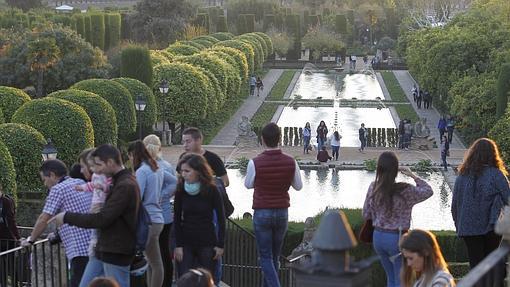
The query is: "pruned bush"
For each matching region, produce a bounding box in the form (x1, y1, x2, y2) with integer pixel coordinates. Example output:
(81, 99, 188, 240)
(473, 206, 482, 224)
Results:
(240, 33, 267, 60)
(12, 97, 94, 166)
(191, 39, 214, 48)
(90, 13, 105, 50)
(180, 40, 206, 50)
(150, 50, 172, 66)
(73, 14, 86, 38)
(112, 78, 157, 136)
(216, 16, 228, 33)
(489, 109, 510, 163)
(0, 123, 46, 191)
(72, 79, 136, 141)
(48, 89, 118, 146)
(107, 13, 121, 49)
(84, 15, 92, 43)
(153, 63, 209, 125)
(210, 46, 248, 81)
(0, 86, 31, 122)
(166, 42, 201, 56)
(236, 36, 263, 70)
(193, 35, 220, 44)
(210, 32, 234, 41)
(214, 40, 255, 74)
(253, 32, 273, 56)
(120, 45, 153, 87)
(0, 139, 16, 200)
(193, 66, 221, 115)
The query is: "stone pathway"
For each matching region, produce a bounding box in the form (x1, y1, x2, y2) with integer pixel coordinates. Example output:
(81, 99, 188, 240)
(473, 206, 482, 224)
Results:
(210, 69, 284, 145)
(392, 70, 465, 149)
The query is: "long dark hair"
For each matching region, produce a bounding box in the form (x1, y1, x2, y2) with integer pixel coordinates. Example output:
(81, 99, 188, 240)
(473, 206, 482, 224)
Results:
(458, 138, 508, 177)
(372, 152, 410, 214)
(334, 131, 340, 141)
(128, 140, 159, 172)
(176, 153, 216, 195)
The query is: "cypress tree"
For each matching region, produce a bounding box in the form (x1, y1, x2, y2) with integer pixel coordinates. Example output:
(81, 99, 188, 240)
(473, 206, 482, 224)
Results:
(74, 14, 85, 38)
(120, 45, 154, 88)
(108, 13, 121, 49)
(217, 15, 228, 33)
(90, 13, 105, 50)
(84, 15, 92, 44)
(104, 14, 111, 50)
(497, 63, 510, 117)
(245, 14, 255, 33)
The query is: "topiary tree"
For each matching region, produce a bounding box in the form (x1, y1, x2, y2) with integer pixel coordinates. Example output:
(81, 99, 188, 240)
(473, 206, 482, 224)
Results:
(210, 46, 249, 81)
(489, 109, 510, 163)
(210, 32, 234, 41)
(217, 16, 228, 32)
(241, 34, 268, 60)
(112, 78, 157, 137)
(0, 123, 45, 191)
(74, 14, 86, 38)
(153, 63, 209, 125)
(90, 13, 105, 50)
(166, 43, 201, 56)
(208, 50, 242, 81)
(253, 32, 273, 56)
(191, 39, 214, 48)
(150, 50, 172, 66)
(192, 66, 220, 115)
(84, 15, 92, 43)
(72, 79, 136, 141)
(193, 35, 220, 44)
(214, 40, 255, 74)
(104, 14, 111, 50)
(120, 45, 154, 87)
(180, 40, 206, 50)
(0, 139, 16, 200)
(48, 89, 118, 146)
(244, 14, 255, 33)
(12, 97, 94, 166)
(236, 36, 263, 70)
(0, 86, 31, 122)
(107, 13, 121, 49)
(496, 63, 510, 118)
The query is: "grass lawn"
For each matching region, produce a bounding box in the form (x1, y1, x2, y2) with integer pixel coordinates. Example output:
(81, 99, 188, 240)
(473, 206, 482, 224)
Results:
(380, 71, 420, 122)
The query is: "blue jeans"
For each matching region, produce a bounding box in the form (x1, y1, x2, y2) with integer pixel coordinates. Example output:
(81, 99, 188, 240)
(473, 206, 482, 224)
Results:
(331, 145, 339, 160)
(253, 209, 288, 287)
(303, 136, 310, 153)
(373, 230, 402, 287)
(79, 256, 130, 287)
(317, 137, 325, 151)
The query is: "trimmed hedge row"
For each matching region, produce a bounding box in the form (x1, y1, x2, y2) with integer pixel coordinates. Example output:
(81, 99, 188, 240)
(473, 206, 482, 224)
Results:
(12, 97, 94, 166)
(0, 86, 31, 122)
(0, 123, 46, 191)
(120, 45, 154, 87)
(210, 32, 235, 41)
(150, 50, 172, 66)
(0, 139, 17, 200)
(209, 46, 249, 81)
(166, 42, 201, 56)
(72, 79, 136, 141)
(90, 14, 105, 50)
(48, 89, 118, 146)
(214, 40, 255, 74)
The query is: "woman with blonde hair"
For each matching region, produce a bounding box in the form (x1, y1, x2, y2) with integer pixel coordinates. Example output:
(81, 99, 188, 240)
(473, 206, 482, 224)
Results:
(400, 229, 455, 287)
(452, 138, 510, 269)
(143, 134, 178, 287)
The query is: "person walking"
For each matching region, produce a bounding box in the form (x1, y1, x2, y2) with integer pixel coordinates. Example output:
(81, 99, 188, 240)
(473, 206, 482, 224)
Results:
(256, 77, 264, 97)
(249, 75, 257, 96)
(424, 91, 431, 109)
(244, 123, 303, 287)
(330, 131, 341, 161)
(128, 141, 165, 287)
(362, 151, 433, 287)
(400, 230, 455, 287)
(143, 134, 178, 287)
(440, 135, 449, 171)
(451, 138, 510, 270)
(411, 85, 417, 103)
(174, 154, 226, 277)
(358, 123, 367, 153)
(303, 122, 311, 154)
(51, 145, 139, 287)
(437, 116, 447, 142)
(404, 120, 413, 150)
(316, 121, 328, 152)
(416, 90, 423, 109)
(446, 116, 455, 144)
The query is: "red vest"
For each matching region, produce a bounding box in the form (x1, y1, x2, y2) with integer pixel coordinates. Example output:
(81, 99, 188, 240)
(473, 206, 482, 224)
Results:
(252, 149, 296, 209)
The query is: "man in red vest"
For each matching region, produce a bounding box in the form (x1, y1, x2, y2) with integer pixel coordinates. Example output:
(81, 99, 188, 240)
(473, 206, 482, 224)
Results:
(244, 122, 303, 287)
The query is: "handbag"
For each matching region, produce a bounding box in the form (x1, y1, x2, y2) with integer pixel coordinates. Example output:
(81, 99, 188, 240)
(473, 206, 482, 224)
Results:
(358, 219, 374, 243)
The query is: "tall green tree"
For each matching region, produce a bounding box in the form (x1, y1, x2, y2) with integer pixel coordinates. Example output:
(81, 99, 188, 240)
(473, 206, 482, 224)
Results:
(27, 36, 61, 97)
(496, 63, 510, 118)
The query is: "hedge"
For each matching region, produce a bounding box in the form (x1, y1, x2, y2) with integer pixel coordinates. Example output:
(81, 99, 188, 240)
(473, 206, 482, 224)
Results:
(112, 78, 157, 136)
(179, 53, 229, 96)
(208, 50, 243, 82)
(107, 13, 121, 49)
(0, 86, 31, 122)
(0, 139, 16, 200)
(84, 15, 92, 43)
(104, 14, 110, 50)
(0, 123, 46, 191)
(90, 13, 105, 50)
(72, 79, 136, 141)
(48, 89, 118, 146)
(180, 40, 206, 50)
(73, 14, 85, 38)
(240, 34, 268, 60)
(195, 13, 210, 32)
(216, 15, 228, 32)
(150, 50, 172, 66)
(193, 66, 221, 115)
(192, 52, 240, 100)
(191, 38, 214, 48)
(12, 97, 94, 166)
(120, 45, 153, 87)
(237, 37, 263, 70)
(210, 32, 234, 41)
(285, 14, 301, 60)
(153, 63, 209, 124)
(120, 13, 130, 40)
(210, 46, 249, 81)
(496, 63, 510, 118)
(253, 32, 273, 56)
(263, 14, 275, 31)
(489, 109, 510, 163)
(193, 35, 220, 44)
(214, 40, 255, 74)
(166, 43, 201, 56)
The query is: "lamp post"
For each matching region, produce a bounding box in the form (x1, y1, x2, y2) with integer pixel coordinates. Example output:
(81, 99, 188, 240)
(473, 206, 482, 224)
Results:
(159, 79, 170, 145)
(135, 95, 147, 140)
(42, 139, 58, 161)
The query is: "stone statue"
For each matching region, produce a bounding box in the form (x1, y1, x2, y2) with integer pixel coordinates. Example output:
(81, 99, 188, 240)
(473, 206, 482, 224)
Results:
(235, 116, 258, 147)
(289, 217, 316, 263)
(413, 117, 430, 138)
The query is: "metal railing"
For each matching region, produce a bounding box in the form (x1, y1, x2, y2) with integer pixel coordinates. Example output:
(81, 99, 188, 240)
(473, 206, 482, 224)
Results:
(456, 242, 509, 287)
(223, 219, 295, 287)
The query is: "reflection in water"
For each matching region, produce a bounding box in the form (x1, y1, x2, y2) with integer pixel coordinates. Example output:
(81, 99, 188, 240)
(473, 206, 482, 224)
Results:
(227, 169, 455, 231)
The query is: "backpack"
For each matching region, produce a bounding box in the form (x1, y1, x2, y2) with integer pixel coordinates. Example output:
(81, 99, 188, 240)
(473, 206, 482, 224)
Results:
(135, 200, 152, 252)
(215, 178, 234, 218)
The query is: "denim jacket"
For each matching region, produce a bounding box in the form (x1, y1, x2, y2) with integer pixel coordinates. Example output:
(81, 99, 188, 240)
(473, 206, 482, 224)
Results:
(136, 162, 164, 224)
(157, 159, 177, 224)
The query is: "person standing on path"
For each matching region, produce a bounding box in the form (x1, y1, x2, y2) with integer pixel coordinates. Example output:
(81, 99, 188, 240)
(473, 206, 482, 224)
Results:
(256, 77, 264, 97)
(403, 120, 413, 150)
(358, 123, 367, 153)
(416, 91, 423, 109)
(249, 75, 257, 96)
(398, 120, 405, 149)
(316, 121, 328, 152)
(411, 85, 418, 103)
(362, 152, 433, 287)
(451, 138, 510, 271)
(440, 135, 449, 171)
(437, 116, 447, 142)
(244, 123, 303, 287)
(303, 122, 311, 154)
(330, 131, 341, 161)
(446, 116, 455, 144)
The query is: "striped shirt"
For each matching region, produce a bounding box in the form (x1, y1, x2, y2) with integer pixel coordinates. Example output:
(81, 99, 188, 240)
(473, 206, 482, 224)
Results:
(43, 177, 92, 260)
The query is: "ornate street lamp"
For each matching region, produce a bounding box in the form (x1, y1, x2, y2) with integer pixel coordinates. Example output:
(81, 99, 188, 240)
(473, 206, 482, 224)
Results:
(42, 139, 58, 161)
(159, 79, 170, 145)
(135, 95, 147, 140)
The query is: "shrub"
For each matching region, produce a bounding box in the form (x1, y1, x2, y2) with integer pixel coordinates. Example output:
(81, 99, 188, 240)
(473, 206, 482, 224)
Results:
(153, 63, 209, 125)
(241, 33, 268, 59)
(214, 40, 255, 74)
(166, 43, 200, 56)
(244, 14, 255, 33)
(496, 63, 510, 118)
(73, 14, 85, 38)
(0, 108, 4, 124)
(253, 32, 273, 55)
(112, 78, 157, 136)
(48, 89, 118, 146)
(120, 13, 130, 40)
(285, 14, 301, 60)
(120, 45, 154, 87)
(193, 66, 221, 115)
(0, 139, 16, 200)
(193, 35, 220, 44)
(72, 79, 136, 140)
(263, 14, 275, 31)
(90, 13, 105, 50)
(12, 97, 94, 166)
(208, 50, 242, 82)
(0, 86, 31, 122)
(150, 50, 172, 66)
(210, 32, 234, 41)
(216, 16, 228, 32)
(191, 38, 214, 48)
(107, 13, 121, 49)
(489, 109, 510, 163)
(180, 40, 206, 50)
(237, 37, 263, 70)
(178, 53, 229, 96)
(210, 46, 249, 81)
(0, 123, 46, 191)
(104, 13, 110, 50)
(84, 15, 92, 43)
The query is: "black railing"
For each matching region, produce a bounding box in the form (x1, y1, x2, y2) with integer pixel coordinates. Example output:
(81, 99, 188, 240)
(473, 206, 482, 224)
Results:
(456, 242, 509, 287)
(223, 219, 295, 287)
